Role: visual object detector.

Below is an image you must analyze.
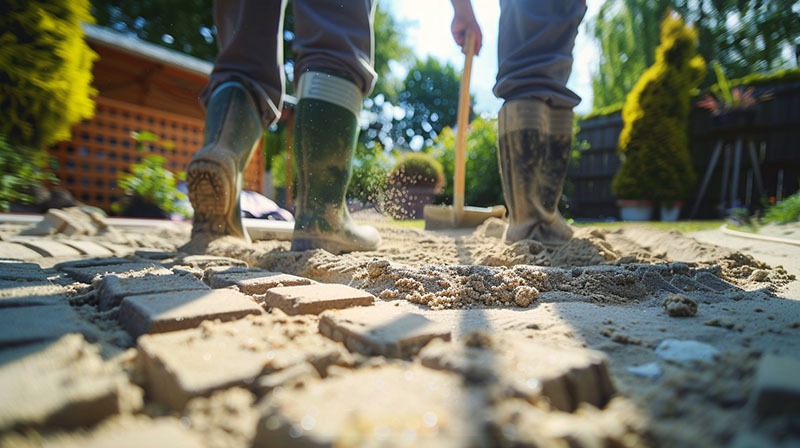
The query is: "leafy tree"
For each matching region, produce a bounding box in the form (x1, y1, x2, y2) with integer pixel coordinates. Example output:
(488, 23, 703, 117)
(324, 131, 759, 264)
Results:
(1, 0, 98, 148)
(391, 57, 463, 150)
(428, 116, 503, 207)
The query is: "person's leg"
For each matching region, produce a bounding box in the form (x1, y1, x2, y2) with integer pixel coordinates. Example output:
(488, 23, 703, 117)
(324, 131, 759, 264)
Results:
(187, 0, 286, 245)
(289, 0, 380, 254)
(494, 0, 586, 245)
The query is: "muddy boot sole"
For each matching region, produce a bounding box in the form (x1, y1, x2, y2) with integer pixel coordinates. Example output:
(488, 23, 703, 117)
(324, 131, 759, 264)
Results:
(186, 158, 249, 242)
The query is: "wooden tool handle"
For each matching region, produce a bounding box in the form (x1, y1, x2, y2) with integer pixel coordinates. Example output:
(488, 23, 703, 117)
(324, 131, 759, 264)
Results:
(453, 31, 475, 213)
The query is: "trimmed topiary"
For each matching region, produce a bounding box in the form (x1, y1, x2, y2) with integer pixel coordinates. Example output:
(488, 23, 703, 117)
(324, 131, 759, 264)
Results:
(0, 0, 98, 148)
(388, 152, 445, 192)
(611, 12, 705, 202)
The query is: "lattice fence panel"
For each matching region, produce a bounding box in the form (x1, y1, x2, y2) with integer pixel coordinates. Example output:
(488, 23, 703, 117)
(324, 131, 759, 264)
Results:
(51, 97, 263, 213)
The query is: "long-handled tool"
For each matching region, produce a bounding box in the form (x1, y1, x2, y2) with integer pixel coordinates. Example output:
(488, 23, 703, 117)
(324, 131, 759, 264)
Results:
(423, 32, 506, 230)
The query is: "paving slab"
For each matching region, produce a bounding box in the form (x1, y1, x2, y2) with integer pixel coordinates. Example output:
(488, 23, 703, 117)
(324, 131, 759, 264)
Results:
(0, 242, 42, 261)
(54, 257, 135, 270)
(173, 255, 248, 269)
(319, 305, 451, 359)
(137, 315, 345, 410)
(9, 238, 82, 258)
(0, 304, 96, 348)
(207, 268, 315, 295)
(750, 353, 800, 418)
(119, 289, 263, 338)
(0, 279, 67, 307)
(0, 334, 134, 430)
(58, 239, 115, 257)
(419, 338, 615, 412)
(265, 283, 375, 315)
(59, 261, 165, 283)
(0, 261, 48, 281)
(96, 270, 209, 310)
(253, 364, 487, 448)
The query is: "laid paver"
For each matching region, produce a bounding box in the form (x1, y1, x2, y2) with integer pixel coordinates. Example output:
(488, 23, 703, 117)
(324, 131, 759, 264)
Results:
(419, 338, 615, 412)
(265, 283, 375, 315)
(0, 242, 42, 261)
(0, 304, 96, 348)
(18, 208, 101, 237)
(9, 238, 82, 258)
(137, 315, 345, 410)
(206, 268, 315, 295)
(750, 353, 800, 418)
(119, 289, 263, 338)
(0, 334, 136, 430)
(96, 270, 209, 310)
(59, 261, 165, 283)
(58, 239, 115, 257)
(319, 304, 451, 359)
(54, 257, 134, 270)
(173, 255, 248, 269)
(0, 261, 48, 281)
(0, 279, 66, 307)
(253, 364, 487, 447)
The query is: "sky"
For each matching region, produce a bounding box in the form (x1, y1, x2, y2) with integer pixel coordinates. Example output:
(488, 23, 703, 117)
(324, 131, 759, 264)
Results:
(387, 0, 601, 116)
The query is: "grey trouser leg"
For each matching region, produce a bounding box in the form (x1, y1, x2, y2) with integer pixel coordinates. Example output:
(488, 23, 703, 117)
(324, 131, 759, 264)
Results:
(494, 0, 587, 108)
(200, 0, 376, 126)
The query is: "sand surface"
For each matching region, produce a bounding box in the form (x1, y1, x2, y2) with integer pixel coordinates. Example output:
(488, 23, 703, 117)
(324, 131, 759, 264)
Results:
(2, 211, 800, 447)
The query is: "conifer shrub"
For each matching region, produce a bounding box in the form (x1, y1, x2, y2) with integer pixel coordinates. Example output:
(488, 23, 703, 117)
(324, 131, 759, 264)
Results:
(388, 152, 445, 191)
(611, 12, 705, 202)
(0, 0, 98, 148)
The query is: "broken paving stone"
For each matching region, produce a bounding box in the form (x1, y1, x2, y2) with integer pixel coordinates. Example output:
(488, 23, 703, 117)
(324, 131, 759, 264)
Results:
(206, 268, 315, 295)
(0, 334, 141, 430)
(137, 315, 345, 410)
(253, 364, 487, 448)
(265, 283, 374, 315)
(119, 289, 263, 338)
(319, 305, 450, 359)
(95, 269, 209, 310)
(655, 339, 719, 364)
(0, 304, 97, 348)
(9, 238, 82, 258)
(59, 261, 165, 283)
(0, 242, 43, 261)
(750, 353, 800, 418)
(420, 338, 614, 412)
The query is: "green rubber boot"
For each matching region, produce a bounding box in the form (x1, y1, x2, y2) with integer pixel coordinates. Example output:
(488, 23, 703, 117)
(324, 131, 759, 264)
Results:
(290, 74, 380, 254)
(498, 99, 574, 245)
(186, 81, 263, 244)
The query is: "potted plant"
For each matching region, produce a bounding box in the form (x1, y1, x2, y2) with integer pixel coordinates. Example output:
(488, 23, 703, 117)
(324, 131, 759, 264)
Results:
(611, 13, 705, 221)
(696, 61, 773, 134)
(386, 152, 445, 219)
(111, 131, 189, 219)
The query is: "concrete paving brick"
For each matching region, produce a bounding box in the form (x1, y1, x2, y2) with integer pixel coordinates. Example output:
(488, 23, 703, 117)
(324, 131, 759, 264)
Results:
(94, 242, 136, 257)
(96, 270, 209, 310)
(54, 257, 134, 270)
(253, 364, 486, 447)
(420, 338, 615, 412)
(0, 279, 66, 307)
(119, 289, 263, 338)
(0, 334, 135, 430)
(10, 238, 82, 258)
(54, 418, 205, 448)
(174, 255, 248, 269)
(137, 315, 345, 410)
(319, 305, 451, 359)
(265, 283, 374, 315)
(59, 261, 164, 283)
(751, 353, 800, 417)
(207, 268, 315, 295)
(58, 240, 115, 257)
(0, 304, 97, 348)
(0, 242, 42, 261)
(0, 261, 48, 281)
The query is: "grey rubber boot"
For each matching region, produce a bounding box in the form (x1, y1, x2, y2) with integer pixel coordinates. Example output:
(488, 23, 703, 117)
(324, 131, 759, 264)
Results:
(498, 99, 574, 245)
(290, 72, 380, 254)
(186, 81, 263, 243)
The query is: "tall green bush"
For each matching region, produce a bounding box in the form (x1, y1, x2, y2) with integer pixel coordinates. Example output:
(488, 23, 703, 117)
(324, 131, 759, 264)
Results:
(0, 0, 98, 148)
(611, 12, 705, 202)
(0, 134, 58, 211)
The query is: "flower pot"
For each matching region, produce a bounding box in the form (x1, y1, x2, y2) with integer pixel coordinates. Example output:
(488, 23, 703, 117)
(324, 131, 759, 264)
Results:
(386, 184, 438, 220)
(617, 200, 655, 221)
(659, 202, 683, 222)
(712, 109, 757, 135)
